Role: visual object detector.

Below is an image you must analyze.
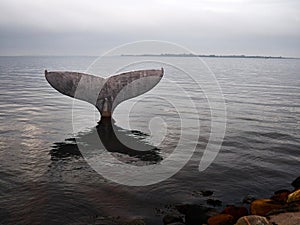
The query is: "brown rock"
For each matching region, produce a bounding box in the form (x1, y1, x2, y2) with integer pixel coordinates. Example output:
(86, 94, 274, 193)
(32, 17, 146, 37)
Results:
(235, 215, 271, 225)
(207, 214, 234, 225)
(250, 199, 283, 216)
(271, 189, 291, 203)
(221, 205, 248, 222)
(287, 189, 300, 203)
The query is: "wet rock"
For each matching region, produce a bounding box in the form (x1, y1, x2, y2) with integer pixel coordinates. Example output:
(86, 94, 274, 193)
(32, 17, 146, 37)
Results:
(265, 202, 300, 216)
(287, 189, 300, 203)
(201, 190, 214, 197)
(242, 195, 256, 204)
(250, 199, 283, 216)
(271, 189, 291, 203)
(269, 211, 300, 225)
(221, 205, 248, 222)
(286, 202, 300, 212)
(166, 223, 185, 225)
(291, 176, 300, 190)
(207, 214, 235, 225)
(163, 215, 183, 225)
(175, 204, 212, 225)
(207, 199, 222, 207)
(235, 215, 271, 225)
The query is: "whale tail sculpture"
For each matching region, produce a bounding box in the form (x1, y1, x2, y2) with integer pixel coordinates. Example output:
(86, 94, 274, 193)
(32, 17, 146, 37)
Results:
(45, 68, 164, 117)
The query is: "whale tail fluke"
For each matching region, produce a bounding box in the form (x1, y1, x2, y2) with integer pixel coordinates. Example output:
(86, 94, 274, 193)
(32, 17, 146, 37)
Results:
(45, 68, 163, 117)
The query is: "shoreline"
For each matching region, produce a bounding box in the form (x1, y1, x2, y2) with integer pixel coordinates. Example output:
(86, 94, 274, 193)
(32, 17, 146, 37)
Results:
(94, 176, 300, 225)
(120, 53, 299, 60)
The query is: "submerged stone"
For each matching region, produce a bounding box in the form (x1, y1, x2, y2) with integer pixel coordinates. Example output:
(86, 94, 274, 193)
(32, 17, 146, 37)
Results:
(162, 215, 183, 225)
(201, 190, 214, 197)
(207, 199, 222, 207)
(175, 204, 212, 225)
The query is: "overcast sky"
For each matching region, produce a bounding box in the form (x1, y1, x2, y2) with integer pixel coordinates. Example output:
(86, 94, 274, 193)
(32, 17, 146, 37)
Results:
(0, 0, 299, 56)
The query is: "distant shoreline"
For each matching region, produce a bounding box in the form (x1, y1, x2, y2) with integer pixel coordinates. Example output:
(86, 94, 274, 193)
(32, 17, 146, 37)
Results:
(0, 54, 298, 59)
(121, 53, 298, 59)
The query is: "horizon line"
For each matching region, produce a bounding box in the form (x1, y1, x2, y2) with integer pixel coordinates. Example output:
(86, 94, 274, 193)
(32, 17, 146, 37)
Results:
(0, 53, 299, 59)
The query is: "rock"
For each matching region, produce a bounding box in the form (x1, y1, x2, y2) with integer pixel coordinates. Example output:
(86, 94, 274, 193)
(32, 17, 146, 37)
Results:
(166, 223, 185, 225)
(124, 218, 146, 225)
(207, 199, 222, 207)
(221, 205, 248, 222)
(269, 211, 300, 225)
(285, 202, 300, 212)
(265, 202, 300, 216)
(242, 195, 256, 204)
(271, 189, 291, 203)
(287, 189, 300, 203)
(235, 215, 271, 225)
(175, 204, 211, 225)
(250, 199, 283, 216)
(291, 176, 300, 190)
(163, 215, 183, 225)
(201, 190, 214, 197)
(207, 214, 234, 225)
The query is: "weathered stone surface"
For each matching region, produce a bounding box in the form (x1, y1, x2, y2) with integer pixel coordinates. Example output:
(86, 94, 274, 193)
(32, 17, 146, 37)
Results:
(269, 211, 300, 225)
(271, 189, 291, 203)
(250, 199, 283, 216)
(207, 214, 235, 225)
(291, 176, 300, 190)
(221, 205, 248, 222)
(162, 215, 183, 225)
(235, 215, 271, 225)
(287, 189, 300, 203)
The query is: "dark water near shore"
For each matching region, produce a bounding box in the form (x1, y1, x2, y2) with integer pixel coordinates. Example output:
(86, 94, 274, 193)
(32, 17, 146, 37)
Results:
(0, 56, 299, 224)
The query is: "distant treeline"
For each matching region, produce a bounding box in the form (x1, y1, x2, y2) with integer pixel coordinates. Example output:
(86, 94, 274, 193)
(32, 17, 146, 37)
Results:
(121, 53, 296, 59)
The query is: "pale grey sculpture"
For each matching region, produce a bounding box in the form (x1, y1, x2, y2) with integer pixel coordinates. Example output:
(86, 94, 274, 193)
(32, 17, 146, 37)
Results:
(45, 68, 164, 117)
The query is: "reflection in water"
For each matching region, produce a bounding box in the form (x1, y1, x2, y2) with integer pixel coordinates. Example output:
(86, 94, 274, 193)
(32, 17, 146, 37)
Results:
(45, 119, 164, 224)
(50, 118, 162, 164)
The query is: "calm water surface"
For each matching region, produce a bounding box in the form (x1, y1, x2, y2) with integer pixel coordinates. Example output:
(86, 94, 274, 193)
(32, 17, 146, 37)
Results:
(0, 56, 299, 224)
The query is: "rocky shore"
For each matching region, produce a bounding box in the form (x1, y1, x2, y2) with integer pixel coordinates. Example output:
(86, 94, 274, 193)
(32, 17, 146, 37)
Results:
(169, 176, 300, 225)
(104, 176, 300, 225)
